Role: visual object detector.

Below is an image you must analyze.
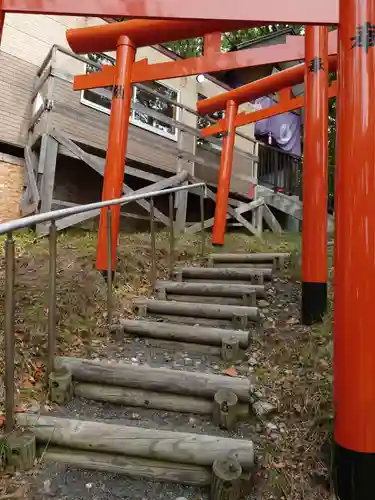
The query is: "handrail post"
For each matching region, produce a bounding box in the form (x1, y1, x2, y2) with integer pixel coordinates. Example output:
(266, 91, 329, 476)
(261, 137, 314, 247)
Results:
(47, 221, 57, 379)
(200, 186, 206, 258)
(106, 208, 113, 326)
(5, 232, 15, 434)
(150, 198, 156, 291)
(168, 193, 174, 279)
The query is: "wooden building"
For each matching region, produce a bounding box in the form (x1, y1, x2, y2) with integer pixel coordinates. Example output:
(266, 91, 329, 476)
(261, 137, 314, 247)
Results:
(0, 14, 259, 231)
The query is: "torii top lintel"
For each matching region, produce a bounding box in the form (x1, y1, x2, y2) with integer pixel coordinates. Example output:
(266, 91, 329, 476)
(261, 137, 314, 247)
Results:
(2, 0, 338, 25)
(66, 19, 262, 54)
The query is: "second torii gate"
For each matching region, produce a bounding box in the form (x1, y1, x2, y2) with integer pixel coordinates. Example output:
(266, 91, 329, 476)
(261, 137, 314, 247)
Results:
(198, 36, 333, 325)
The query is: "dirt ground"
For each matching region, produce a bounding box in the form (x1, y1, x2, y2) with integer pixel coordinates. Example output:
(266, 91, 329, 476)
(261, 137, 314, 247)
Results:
(0, 228, 333, 499)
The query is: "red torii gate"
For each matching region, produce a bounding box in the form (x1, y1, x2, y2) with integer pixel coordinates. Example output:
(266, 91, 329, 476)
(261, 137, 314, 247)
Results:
(0, 1, 372, 498)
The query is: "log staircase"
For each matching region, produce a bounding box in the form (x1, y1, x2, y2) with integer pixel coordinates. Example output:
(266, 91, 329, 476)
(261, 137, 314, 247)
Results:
(16, 251, 291, 499)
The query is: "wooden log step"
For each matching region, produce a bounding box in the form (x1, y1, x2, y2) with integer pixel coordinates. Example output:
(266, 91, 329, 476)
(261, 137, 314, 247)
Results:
(208, 252, 290, 263)
(155, 280, 266, 298)
(55, 357, 252, 402)
(116, 319, 251, 348)
(41, 446, 212, 486)
(18, 413, 255, 469)
(161, 294, 251, 306)
(74, 382, 250, 417)
(133, 299, 260, 325)
(174, 267, 272, 281)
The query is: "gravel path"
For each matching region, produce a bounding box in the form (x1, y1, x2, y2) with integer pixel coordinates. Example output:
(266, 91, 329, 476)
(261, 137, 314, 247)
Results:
(25, 276, 294, 500)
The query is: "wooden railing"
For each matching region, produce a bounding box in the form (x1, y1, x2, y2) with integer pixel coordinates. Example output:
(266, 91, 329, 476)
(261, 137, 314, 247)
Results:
(257, 143, 302, 197)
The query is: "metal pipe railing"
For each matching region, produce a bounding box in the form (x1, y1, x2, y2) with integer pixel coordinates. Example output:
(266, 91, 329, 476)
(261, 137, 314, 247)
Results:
(2, 181, 206, 434)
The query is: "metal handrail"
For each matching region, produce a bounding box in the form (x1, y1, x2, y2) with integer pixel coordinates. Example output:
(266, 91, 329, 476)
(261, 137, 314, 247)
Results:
(2, 181, 206, 435)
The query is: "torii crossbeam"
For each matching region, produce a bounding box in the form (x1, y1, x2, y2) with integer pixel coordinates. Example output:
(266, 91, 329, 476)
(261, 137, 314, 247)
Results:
(1, 0, 338, 24)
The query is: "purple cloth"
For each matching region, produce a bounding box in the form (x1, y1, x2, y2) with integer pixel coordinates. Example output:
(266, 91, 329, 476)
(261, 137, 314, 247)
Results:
(254, 96, 302, 157)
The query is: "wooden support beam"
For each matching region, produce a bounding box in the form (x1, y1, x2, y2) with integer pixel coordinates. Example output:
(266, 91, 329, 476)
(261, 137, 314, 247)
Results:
(17, 413, 255, 469)
(50, 129, 182, 227)
(186, 214, 230, 234)
(193, 180, 260, 238)
(21, 146, 40, 216)
(263, 204, 282, 234)
(235, 197, 264, 216)
(37, 134, 58, 232)
(55, 356, 252, 402)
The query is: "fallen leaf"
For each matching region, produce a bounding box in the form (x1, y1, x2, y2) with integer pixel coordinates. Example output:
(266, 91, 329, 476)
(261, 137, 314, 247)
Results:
(223, 366, 238, 377)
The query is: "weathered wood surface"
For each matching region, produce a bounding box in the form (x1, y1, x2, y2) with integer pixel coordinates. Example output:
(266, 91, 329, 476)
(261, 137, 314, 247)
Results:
(263, 204, 282, 234)
(162, 294, 248, 306)
(6, 431, 36, 471)
(55, 357, 252, 402)
(74, 383, 249, 417)
(51, 129, 189, 227)
(48, 368, 73, 405)
(221, 337, 241, 362)
(41, 446, 212, 486)
(17, 414, 255, 469)
(155, 280, 266, 298)
(196, 181, 260, 238)
(208, 252, 291, 263)
(211, 456, 242, 500)
(133, 299, 259, 321)
(211, 262, 277, 269)
(212, 390, 240, 431)
(175, 267, 272, 280)
(141, 337, 223, 357)
(116, 319, 251, 348)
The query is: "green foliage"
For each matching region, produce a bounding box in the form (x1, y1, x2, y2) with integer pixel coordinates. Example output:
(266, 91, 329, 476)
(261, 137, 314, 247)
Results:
(328, 73, 336, 198)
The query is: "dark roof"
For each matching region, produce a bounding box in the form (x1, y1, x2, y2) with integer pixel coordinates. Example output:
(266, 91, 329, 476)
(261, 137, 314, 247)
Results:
(232, 26, 298, 51)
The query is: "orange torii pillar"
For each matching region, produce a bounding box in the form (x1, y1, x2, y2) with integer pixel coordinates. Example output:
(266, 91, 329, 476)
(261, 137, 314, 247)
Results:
(301, 25, 328, 325)
(96, 35, 135, 275)
(212, 100, 238, 245)
(333, 0, 375, 496)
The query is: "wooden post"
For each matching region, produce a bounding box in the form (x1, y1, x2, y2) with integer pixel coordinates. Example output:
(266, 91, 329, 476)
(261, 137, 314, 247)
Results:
(251, 274, 264, 285)
(232, 312, 249, 330)
(242, 291, 257, 306)
(211, 456, 242, 500)
(36, 134, 58, 233)
(212, 389, 240, 430)
(48, 366, 73, 405)
(6, 431, 36, 471)
(221, 337, 241, 362)
(175, 81, 197, 233)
